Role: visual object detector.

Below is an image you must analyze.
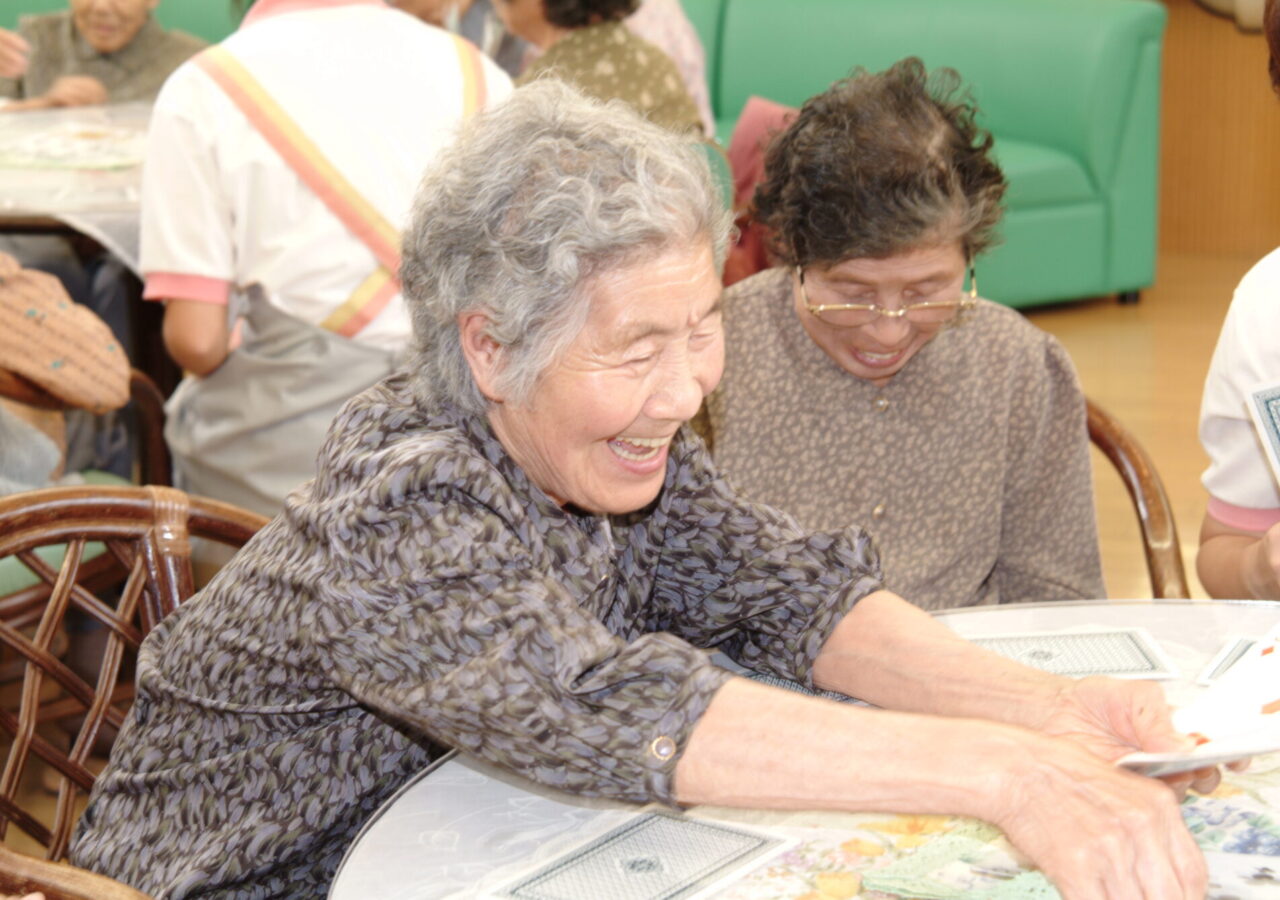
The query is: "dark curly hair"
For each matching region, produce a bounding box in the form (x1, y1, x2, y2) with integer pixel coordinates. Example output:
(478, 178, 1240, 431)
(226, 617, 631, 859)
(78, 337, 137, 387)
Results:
(753, 58, 1007, 269)
(542, 0, 639, 28)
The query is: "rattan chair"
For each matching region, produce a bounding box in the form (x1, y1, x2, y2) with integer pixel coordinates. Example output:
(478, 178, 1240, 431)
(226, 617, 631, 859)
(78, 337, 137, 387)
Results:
(1086, 398, 1190, 599)
(0, 485, 267, 895)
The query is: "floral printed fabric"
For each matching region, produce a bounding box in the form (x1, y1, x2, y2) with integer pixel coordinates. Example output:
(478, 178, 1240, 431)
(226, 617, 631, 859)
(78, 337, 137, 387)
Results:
(517, 21, 704, 136)
(70, 372, 882, 898)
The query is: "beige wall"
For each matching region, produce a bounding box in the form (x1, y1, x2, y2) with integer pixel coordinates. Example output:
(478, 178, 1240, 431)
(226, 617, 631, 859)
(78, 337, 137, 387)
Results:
(1160, 0, 1280, 255)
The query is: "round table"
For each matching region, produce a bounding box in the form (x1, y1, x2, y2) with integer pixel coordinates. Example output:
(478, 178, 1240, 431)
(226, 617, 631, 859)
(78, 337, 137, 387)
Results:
(328, 599, 1280, 899)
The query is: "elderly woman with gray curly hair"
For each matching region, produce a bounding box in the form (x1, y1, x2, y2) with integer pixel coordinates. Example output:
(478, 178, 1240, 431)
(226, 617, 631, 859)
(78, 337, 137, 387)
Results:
(71, 82, 1211, 899)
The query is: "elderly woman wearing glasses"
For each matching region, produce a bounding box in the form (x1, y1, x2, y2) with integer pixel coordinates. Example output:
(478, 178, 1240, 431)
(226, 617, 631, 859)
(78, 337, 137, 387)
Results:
(70, 82, 1210, 899)
(704, 59, 1103, 610)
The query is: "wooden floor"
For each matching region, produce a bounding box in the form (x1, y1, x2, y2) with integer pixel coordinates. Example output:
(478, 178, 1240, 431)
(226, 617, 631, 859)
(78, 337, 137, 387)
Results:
(1025, 250, 1264, 600)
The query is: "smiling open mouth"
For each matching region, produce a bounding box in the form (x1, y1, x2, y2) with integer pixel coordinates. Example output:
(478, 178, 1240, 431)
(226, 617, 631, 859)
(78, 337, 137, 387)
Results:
(609, 436, 668, 461)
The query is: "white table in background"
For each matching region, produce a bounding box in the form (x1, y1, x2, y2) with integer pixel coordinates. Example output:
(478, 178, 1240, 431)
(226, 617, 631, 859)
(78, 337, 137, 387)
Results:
(0, 101, 150, 273)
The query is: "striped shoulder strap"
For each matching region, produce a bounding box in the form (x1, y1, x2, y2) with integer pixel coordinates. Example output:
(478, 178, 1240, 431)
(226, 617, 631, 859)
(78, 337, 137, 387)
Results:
(193, 39, 487, 337)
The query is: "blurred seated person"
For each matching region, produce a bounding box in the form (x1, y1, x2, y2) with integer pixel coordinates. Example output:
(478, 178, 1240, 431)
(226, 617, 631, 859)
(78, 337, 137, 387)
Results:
(0, 252, 129, 495)
(0, 0, 205, 111)
(144, 0, 511, 517)
(390, 0, 529, 77)
(721, 94, 794, 285)
(73, 81, 1211, 900)
(702, 60, 1104, 609)
(625, 0, 713, 137)
(0, 0, 203, 481)
(1196, 0, 1280, 600)
(396, 0, 714, 134)
(500, 0, 703, 135)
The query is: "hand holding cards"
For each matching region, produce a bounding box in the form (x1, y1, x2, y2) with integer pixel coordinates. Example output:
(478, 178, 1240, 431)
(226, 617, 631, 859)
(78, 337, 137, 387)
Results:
(1118, 622, 1280, 777)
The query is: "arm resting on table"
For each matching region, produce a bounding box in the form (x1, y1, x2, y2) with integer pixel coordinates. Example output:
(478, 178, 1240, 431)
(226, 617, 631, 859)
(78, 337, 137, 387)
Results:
(673, 590, 1207, 900)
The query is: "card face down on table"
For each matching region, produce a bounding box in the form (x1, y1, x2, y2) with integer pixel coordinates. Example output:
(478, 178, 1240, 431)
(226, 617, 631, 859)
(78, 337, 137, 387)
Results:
(491, 813, 786, 900)
(970, 628, 1177, 679)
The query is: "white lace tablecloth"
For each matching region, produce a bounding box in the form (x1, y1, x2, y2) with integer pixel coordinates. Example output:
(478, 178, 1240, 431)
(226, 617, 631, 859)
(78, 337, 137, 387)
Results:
(0, 102, 149, 273)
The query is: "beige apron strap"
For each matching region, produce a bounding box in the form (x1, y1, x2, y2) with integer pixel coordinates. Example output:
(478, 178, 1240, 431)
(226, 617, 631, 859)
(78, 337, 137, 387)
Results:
(194, 44, 487, 337)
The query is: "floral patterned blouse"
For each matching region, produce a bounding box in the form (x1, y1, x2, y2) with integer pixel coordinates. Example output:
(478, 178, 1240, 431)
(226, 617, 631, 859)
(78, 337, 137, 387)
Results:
(71, 372, 882, 898)
(517, 21, 704, 136)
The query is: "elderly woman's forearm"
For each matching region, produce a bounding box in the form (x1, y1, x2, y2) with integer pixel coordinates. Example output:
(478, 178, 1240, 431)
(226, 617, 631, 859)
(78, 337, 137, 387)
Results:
(673, 676, 1007, 814)
(811, 590, 1068, 730)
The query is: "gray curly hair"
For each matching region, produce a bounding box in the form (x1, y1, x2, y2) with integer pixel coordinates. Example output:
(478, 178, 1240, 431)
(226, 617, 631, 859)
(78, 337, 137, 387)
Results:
(400, 80, 732, 415)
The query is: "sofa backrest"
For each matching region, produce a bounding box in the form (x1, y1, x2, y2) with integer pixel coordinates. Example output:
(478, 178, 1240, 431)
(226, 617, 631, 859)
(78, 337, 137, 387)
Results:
(695, 0, 1164, 188)
(154, 0, 245, 44)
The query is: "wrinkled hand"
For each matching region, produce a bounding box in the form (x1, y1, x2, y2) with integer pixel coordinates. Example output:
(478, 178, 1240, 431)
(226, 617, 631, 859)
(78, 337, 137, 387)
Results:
(986, 726, 1207, 900)
(0, 28, 29, 79)
(41, 75, 108, 108)
(1037, 676, 1225, 796)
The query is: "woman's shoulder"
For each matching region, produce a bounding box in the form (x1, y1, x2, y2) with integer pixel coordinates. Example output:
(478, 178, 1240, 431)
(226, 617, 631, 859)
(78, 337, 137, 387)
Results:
(722, 268, 790, 321)
(1228, 247, 1280, 328)
(958, 299, 1062, 356)
(16, 11, 71, 47)
(920, 300, 1077, 398)
(315, 376, 506, 498)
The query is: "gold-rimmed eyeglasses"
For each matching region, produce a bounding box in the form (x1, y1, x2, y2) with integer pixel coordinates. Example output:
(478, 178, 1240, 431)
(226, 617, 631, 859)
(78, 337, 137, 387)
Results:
(797, 264, 978, 329)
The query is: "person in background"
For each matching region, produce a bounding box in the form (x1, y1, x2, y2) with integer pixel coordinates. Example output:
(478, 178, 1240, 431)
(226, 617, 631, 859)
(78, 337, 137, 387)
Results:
(0, 0, 204, 481)
(702, 59, 1104, 609)
(143, 0, 511, 519)
(0, 0, 204, 110)
(625, 0, 713, 137)
(73, 80, 1212, 900)
(390, 0, 528, 77)
(395, 0, 713, 135)
(499, 0, 703, 135)
(0, 251, 129, 496)
(1196, 0, 1280, 599)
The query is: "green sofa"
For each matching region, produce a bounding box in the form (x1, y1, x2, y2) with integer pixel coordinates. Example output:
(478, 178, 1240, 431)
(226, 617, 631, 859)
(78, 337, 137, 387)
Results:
(684, 0, 1167, 309)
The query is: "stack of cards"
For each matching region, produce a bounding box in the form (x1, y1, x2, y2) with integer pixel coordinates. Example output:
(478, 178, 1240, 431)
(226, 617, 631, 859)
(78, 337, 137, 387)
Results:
(1120, 621, 1280, 777)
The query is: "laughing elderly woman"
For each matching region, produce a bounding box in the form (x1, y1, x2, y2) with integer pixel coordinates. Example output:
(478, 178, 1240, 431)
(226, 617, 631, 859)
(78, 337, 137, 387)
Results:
(72, 82, 1209, 899)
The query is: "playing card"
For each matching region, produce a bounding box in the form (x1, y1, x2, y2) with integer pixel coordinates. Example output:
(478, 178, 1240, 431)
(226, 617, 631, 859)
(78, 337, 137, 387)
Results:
(1198, 636, 1258, 686)
(1119, 737, 1275, 778)
(493, 813, 783, 900)
(970, 629, 1177, 679)
(1247, 381, 1280, 488)
(1120, 621, 1280, 777)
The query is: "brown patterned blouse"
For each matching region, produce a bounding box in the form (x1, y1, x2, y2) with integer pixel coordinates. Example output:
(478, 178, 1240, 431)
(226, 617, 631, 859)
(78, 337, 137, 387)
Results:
(705, 268, 1104, 610)
(71, 372, 882, 897)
